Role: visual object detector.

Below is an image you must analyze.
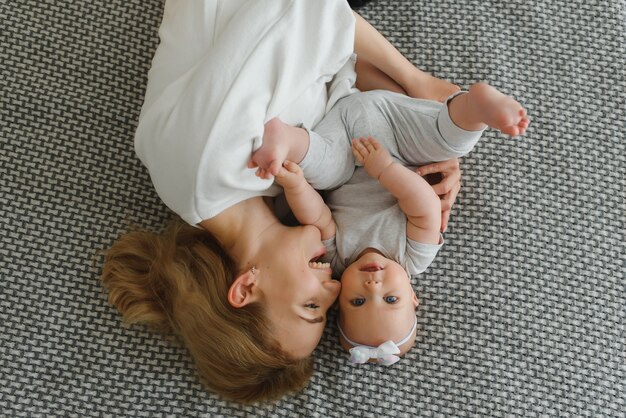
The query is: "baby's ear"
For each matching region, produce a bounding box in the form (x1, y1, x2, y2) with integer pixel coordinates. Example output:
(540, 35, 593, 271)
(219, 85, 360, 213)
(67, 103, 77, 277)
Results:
(412, 292, 419, 308)
(227, 270, 260, 308)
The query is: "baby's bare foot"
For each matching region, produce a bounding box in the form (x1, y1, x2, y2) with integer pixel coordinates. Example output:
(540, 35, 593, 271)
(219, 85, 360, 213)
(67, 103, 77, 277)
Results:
(405, 73, 460, 103)
(248, 117, 290, 179)
(468, 83, 530, 136)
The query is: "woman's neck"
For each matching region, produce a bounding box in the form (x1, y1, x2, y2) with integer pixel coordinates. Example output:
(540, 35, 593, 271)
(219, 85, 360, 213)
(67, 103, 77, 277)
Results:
(199, 196, 280, 268)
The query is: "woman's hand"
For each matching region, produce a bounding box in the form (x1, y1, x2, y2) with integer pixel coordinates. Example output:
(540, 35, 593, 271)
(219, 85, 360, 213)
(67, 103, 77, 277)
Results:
(416, 158, 462, 233)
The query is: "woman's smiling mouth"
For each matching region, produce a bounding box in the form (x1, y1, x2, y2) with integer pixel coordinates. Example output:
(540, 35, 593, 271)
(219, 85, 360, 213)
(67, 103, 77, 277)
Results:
(309, 261, 331, 270)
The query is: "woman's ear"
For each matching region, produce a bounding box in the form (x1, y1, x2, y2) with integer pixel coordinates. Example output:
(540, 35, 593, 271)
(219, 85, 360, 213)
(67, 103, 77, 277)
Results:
(227, 270, 260, 308)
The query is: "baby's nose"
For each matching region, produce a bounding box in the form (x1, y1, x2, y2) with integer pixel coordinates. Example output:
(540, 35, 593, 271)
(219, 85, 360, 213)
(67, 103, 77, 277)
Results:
(364, 279, 381, 286)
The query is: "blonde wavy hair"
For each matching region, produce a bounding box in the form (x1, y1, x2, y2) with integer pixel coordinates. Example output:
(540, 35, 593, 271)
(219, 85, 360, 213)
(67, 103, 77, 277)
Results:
(101, 218, 313, 403)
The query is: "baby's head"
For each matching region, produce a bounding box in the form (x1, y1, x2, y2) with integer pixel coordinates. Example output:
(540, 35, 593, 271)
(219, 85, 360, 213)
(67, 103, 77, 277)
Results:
(337, 249, 419, 365)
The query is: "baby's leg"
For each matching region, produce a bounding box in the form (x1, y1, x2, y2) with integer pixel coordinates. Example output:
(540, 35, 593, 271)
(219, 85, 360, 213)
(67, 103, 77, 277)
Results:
(346, 90, 482, 166)
(299, 98, 359, 190)
(252, 96, 359, 189)
(448, 83, 530, 136)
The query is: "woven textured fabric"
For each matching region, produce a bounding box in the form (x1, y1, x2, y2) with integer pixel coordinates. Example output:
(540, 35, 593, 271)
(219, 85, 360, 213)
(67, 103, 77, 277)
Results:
(1, 0, 624, 416)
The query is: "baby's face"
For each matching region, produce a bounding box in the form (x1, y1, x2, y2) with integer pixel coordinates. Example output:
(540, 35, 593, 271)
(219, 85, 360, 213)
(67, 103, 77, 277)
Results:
(338, 251, 419, 349)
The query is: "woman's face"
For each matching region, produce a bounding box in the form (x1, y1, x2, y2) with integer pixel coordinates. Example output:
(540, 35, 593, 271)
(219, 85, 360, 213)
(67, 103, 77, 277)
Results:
(256, 224, 341, 358)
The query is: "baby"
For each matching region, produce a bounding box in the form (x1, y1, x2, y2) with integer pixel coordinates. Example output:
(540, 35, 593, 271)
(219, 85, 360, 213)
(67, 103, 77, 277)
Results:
(250, 83, 529, 365)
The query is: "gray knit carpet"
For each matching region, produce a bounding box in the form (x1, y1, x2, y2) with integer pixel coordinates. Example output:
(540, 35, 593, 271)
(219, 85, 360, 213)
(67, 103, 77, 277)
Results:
(1, 0, 624, 416)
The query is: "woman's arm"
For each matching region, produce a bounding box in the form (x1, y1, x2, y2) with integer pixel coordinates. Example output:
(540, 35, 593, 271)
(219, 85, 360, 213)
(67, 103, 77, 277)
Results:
(354, 58, 407, 94)
(352, 11, 459, 102)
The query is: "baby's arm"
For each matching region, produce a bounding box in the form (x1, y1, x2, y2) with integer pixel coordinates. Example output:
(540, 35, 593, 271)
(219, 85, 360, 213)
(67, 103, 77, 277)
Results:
(352, 138, 441, 244)
(274, 161, 336, 240)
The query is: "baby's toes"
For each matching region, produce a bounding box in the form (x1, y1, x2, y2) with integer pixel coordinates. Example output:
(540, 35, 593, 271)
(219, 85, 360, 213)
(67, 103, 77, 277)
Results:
(269, 160, 282, 176)
(518, 118, 530, 133)
(260, 168, 272, 179)
(519, 108, 527, 118)
(503, 126, 520, 137)
(517, 123, 528, 135)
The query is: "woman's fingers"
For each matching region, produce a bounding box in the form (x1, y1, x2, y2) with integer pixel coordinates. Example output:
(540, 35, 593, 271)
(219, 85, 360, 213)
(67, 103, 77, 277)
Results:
(430, 172, 459, 195)
(439, 181, 460, 232)
(443, 180, 460, 210)
(417, 158, 461, 195)
(417, 158, 460, 176)
(415, 158, 462, 233)
(439, 191, 453, 232)
(441, 209, 451, 233)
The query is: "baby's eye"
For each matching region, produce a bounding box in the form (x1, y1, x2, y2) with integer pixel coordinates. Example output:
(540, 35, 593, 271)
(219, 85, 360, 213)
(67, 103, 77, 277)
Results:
(384, 296, 398, 304)
(351, 298, 365, 306)
(304, 303, 320, 309)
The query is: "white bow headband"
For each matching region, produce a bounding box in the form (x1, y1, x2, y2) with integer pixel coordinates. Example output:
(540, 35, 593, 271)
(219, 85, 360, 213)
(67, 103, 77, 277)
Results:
(337, 314, 418, 366)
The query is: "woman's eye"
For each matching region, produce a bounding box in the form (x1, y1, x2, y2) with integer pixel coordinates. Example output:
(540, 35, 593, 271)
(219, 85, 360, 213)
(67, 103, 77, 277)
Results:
(351, 298, 365, 306)
(384, 296, 398, 304)
(305, 303, 320, 309)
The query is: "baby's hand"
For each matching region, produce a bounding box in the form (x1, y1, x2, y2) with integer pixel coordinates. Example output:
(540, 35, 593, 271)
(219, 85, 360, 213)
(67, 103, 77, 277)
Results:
(274, 160, 305, 191)
(351, 137, 394, 180)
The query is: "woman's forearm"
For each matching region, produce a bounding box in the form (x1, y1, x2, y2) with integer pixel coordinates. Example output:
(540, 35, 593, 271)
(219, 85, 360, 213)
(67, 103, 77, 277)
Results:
(352, 11, 460, 102)
(352, 11, 418, 92)
(354, 58, 406, 94)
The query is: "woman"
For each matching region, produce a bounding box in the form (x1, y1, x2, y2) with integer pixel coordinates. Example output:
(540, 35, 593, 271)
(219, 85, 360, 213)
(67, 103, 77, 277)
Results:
(102, 0, 461, 403)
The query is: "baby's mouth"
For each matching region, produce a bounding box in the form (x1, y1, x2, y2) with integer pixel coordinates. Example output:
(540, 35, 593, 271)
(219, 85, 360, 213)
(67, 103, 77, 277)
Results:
(359, 263, 384, 272)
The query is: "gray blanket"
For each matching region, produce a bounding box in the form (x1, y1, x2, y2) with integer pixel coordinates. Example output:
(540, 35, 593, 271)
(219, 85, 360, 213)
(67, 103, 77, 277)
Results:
(1, 0, 624, 416)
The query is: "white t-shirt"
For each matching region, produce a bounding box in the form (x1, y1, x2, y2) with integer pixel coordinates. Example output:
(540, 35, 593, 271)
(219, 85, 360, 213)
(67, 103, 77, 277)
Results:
(135, 0, 357, 225)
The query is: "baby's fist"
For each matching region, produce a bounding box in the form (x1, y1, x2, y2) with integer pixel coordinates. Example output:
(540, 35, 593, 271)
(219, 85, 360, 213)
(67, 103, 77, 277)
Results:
(274, 160, 305, 190)
(351, 137, 393, 180)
